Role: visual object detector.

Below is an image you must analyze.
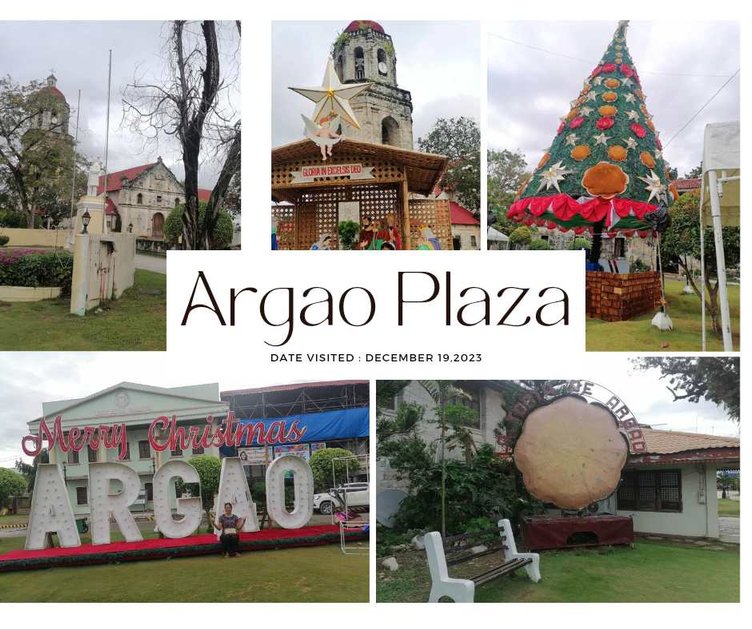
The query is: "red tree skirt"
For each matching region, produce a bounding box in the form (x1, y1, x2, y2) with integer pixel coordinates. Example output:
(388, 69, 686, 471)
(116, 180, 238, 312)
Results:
(0, 525, 368, 573)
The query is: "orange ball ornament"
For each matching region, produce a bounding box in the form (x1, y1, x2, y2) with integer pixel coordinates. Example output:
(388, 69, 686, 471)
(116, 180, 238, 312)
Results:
(598, 105, 618, 117)
(581, 162, 629, 199)
(537, 153, 551, 169)
(604, 78, 621, 88)
(570, 145, 592, 161)
(607, 145, 628, 162)
(602, 91, 618, 102)
(640, 151, 656, 169)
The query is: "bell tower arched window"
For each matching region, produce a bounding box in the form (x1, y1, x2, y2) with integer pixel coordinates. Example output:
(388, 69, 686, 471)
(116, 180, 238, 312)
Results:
(354, 47, 365, 80)
(381, 116, 400, 146)
(136, 193, 143, 205)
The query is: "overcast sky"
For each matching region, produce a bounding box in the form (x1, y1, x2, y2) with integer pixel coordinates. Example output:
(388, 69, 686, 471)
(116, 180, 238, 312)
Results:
(0, 354, 737, 468)
(272, 21, 480, 147)
(0, 21, 240, 187)
(488, 20, 739, 178)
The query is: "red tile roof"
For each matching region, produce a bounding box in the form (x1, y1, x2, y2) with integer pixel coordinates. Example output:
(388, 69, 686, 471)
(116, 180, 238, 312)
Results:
(674, 177, 701, 190)
(450, 201, 479, 225)
(345, 20, 384, 34)
(97, 163, 157, 194)
(41, 85, 67, 102)
(641, 428, 738, 454)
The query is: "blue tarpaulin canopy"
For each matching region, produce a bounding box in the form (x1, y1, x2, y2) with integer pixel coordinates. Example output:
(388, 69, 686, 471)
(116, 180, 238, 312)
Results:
(220, 407, 369, 455)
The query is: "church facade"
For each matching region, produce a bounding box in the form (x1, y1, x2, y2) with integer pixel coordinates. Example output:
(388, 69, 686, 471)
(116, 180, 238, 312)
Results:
(332, 21, 414, 150)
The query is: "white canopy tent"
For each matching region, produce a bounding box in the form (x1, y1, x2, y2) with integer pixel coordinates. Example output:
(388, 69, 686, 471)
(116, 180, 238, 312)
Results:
(487, 226, 510, 250)
(698, 121, 740, 351)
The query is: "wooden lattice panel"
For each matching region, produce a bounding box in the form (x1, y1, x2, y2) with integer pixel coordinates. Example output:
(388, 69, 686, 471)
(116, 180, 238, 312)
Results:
(272, 205, 296, 250)
(408, 199, 453, 250)
(272, 184, 406, 250)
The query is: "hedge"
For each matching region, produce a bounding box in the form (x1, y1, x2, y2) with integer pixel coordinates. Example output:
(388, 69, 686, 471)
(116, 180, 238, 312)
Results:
(0, 249, 74, 295)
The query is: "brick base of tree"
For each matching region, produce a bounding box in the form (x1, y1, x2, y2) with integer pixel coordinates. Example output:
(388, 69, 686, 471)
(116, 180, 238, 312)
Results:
(586, 271, 662, 321)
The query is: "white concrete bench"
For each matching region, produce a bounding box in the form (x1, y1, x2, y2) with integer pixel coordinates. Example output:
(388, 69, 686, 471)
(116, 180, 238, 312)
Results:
(424, 518, 541, 602)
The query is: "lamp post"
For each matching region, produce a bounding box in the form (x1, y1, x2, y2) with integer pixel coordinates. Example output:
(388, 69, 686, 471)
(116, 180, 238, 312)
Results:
(81, 210, 91, 234)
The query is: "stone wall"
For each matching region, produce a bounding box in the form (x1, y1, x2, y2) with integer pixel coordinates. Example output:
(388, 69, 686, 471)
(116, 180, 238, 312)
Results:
(0, 227, 71, 249)
(586, 271, 662, 321)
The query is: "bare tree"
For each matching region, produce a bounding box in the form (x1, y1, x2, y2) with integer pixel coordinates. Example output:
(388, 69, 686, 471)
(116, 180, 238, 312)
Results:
(123, 21, 240, 249)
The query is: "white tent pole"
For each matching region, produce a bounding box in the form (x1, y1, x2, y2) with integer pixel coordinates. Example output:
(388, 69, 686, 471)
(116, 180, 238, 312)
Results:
(707, 169, 733, 351)
(699, 178, 706, 351)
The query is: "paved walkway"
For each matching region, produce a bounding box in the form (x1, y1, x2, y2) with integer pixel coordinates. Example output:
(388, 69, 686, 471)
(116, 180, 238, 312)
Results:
(718, 517, 740, 544)
(135, 253, 166, 274)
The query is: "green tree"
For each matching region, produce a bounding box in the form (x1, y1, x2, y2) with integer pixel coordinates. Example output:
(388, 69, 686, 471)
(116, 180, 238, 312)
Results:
(165, 201, 234, 249)
(509, 225, 532, 249)
(684, 164, 702, 179)
(659, 191, 740, 336)
(180, 454, 222, 531)
(309, 447, 361, 492)
(0, 76, 84, 228)
(570, 236, 592, 251)
(14, 449, 49, 493)
(487, 148, 528, 232)
(632, 357, 739, 422)
(0, 467, 27, 510)
(417, 117, 480, 212)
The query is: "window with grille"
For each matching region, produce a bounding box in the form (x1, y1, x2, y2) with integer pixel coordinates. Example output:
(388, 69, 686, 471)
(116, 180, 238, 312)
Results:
(76, 486, 88, 505)
(138, 440, 151, 459)
(617, 469, 682, 512)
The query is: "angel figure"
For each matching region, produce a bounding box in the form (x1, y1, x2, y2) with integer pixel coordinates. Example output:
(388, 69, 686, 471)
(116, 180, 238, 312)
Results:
(302, 113, 342, 160)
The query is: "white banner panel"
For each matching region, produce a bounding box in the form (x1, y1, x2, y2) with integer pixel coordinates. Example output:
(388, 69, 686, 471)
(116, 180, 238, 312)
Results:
(167, 250, 585, 378)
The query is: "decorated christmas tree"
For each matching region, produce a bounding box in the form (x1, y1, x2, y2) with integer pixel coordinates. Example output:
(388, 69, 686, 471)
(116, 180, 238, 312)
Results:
(508, 21, 676, 266)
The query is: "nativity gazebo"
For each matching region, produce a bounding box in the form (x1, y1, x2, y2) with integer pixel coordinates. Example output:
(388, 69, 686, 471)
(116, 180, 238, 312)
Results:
(507, 21, 676, 321)
(272, 138, 451, 250)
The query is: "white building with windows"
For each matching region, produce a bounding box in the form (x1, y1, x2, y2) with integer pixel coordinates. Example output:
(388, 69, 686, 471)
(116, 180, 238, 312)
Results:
(379, 381, 739, 540)
(27, 382, 228, 516)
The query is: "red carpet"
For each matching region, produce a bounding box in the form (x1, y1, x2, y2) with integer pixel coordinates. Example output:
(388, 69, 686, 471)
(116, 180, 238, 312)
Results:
(0, 524, 368, 572)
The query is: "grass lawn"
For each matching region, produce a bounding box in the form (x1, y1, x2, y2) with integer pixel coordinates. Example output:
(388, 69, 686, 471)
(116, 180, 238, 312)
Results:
(586, 279, 739, 352)
(377, 540, 739, 603)
(0, 269, 165, 350)
(0, 514, 30, 526)
(0, 532, 368, 602)
(718, 498, 740, 517)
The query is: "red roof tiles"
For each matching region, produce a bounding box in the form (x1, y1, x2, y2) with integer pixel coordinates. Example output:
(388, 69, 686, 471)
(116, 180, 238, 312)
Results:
(344, 20, 385, 34)
(674, 178, 701, 191)
(450, 201, 479, 226)
(97, 163, 157, 195)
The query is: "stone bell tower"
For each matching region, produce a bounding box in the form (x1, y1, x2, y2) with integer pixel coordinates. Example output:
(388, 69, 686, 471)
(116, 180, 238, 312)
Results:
(332, 20, 414, 150)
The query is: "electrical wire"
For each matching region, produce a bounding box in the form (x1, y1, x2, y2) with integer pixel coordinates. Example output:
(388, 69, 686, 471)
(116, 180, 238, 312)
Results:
(663, 69, 740, 148)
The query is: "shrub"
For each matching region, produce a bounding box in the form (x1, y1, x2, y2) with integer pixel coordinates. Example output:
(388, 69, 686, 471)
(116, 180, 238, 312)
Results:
(164, 202, 234, 249)
(0, 249, 73, 295)
(0, 235, 9, 247)
(528, 239, 551, 250)
(509, 226, 532, 249)
(338, 220, 360, 250)
(570, 236, 592, 251)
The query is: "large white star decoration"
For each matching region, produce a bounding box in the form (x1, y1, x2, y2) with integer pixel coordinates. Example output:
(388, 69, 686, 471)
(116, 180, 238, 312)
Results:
(579, 106, 594, 116)
(626, 110, 640, 121)
(537, 161, 572, 193)
(622, 77, 634, 88)
(565, 133, 579, 146)
(586, 91, 599, 102)
(593, 132, 611, 146)
(289, 58, 372, 130)
(624, 93, 636, 103)
(638, 170, 667, 203)
(624, 137, 638, 150)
